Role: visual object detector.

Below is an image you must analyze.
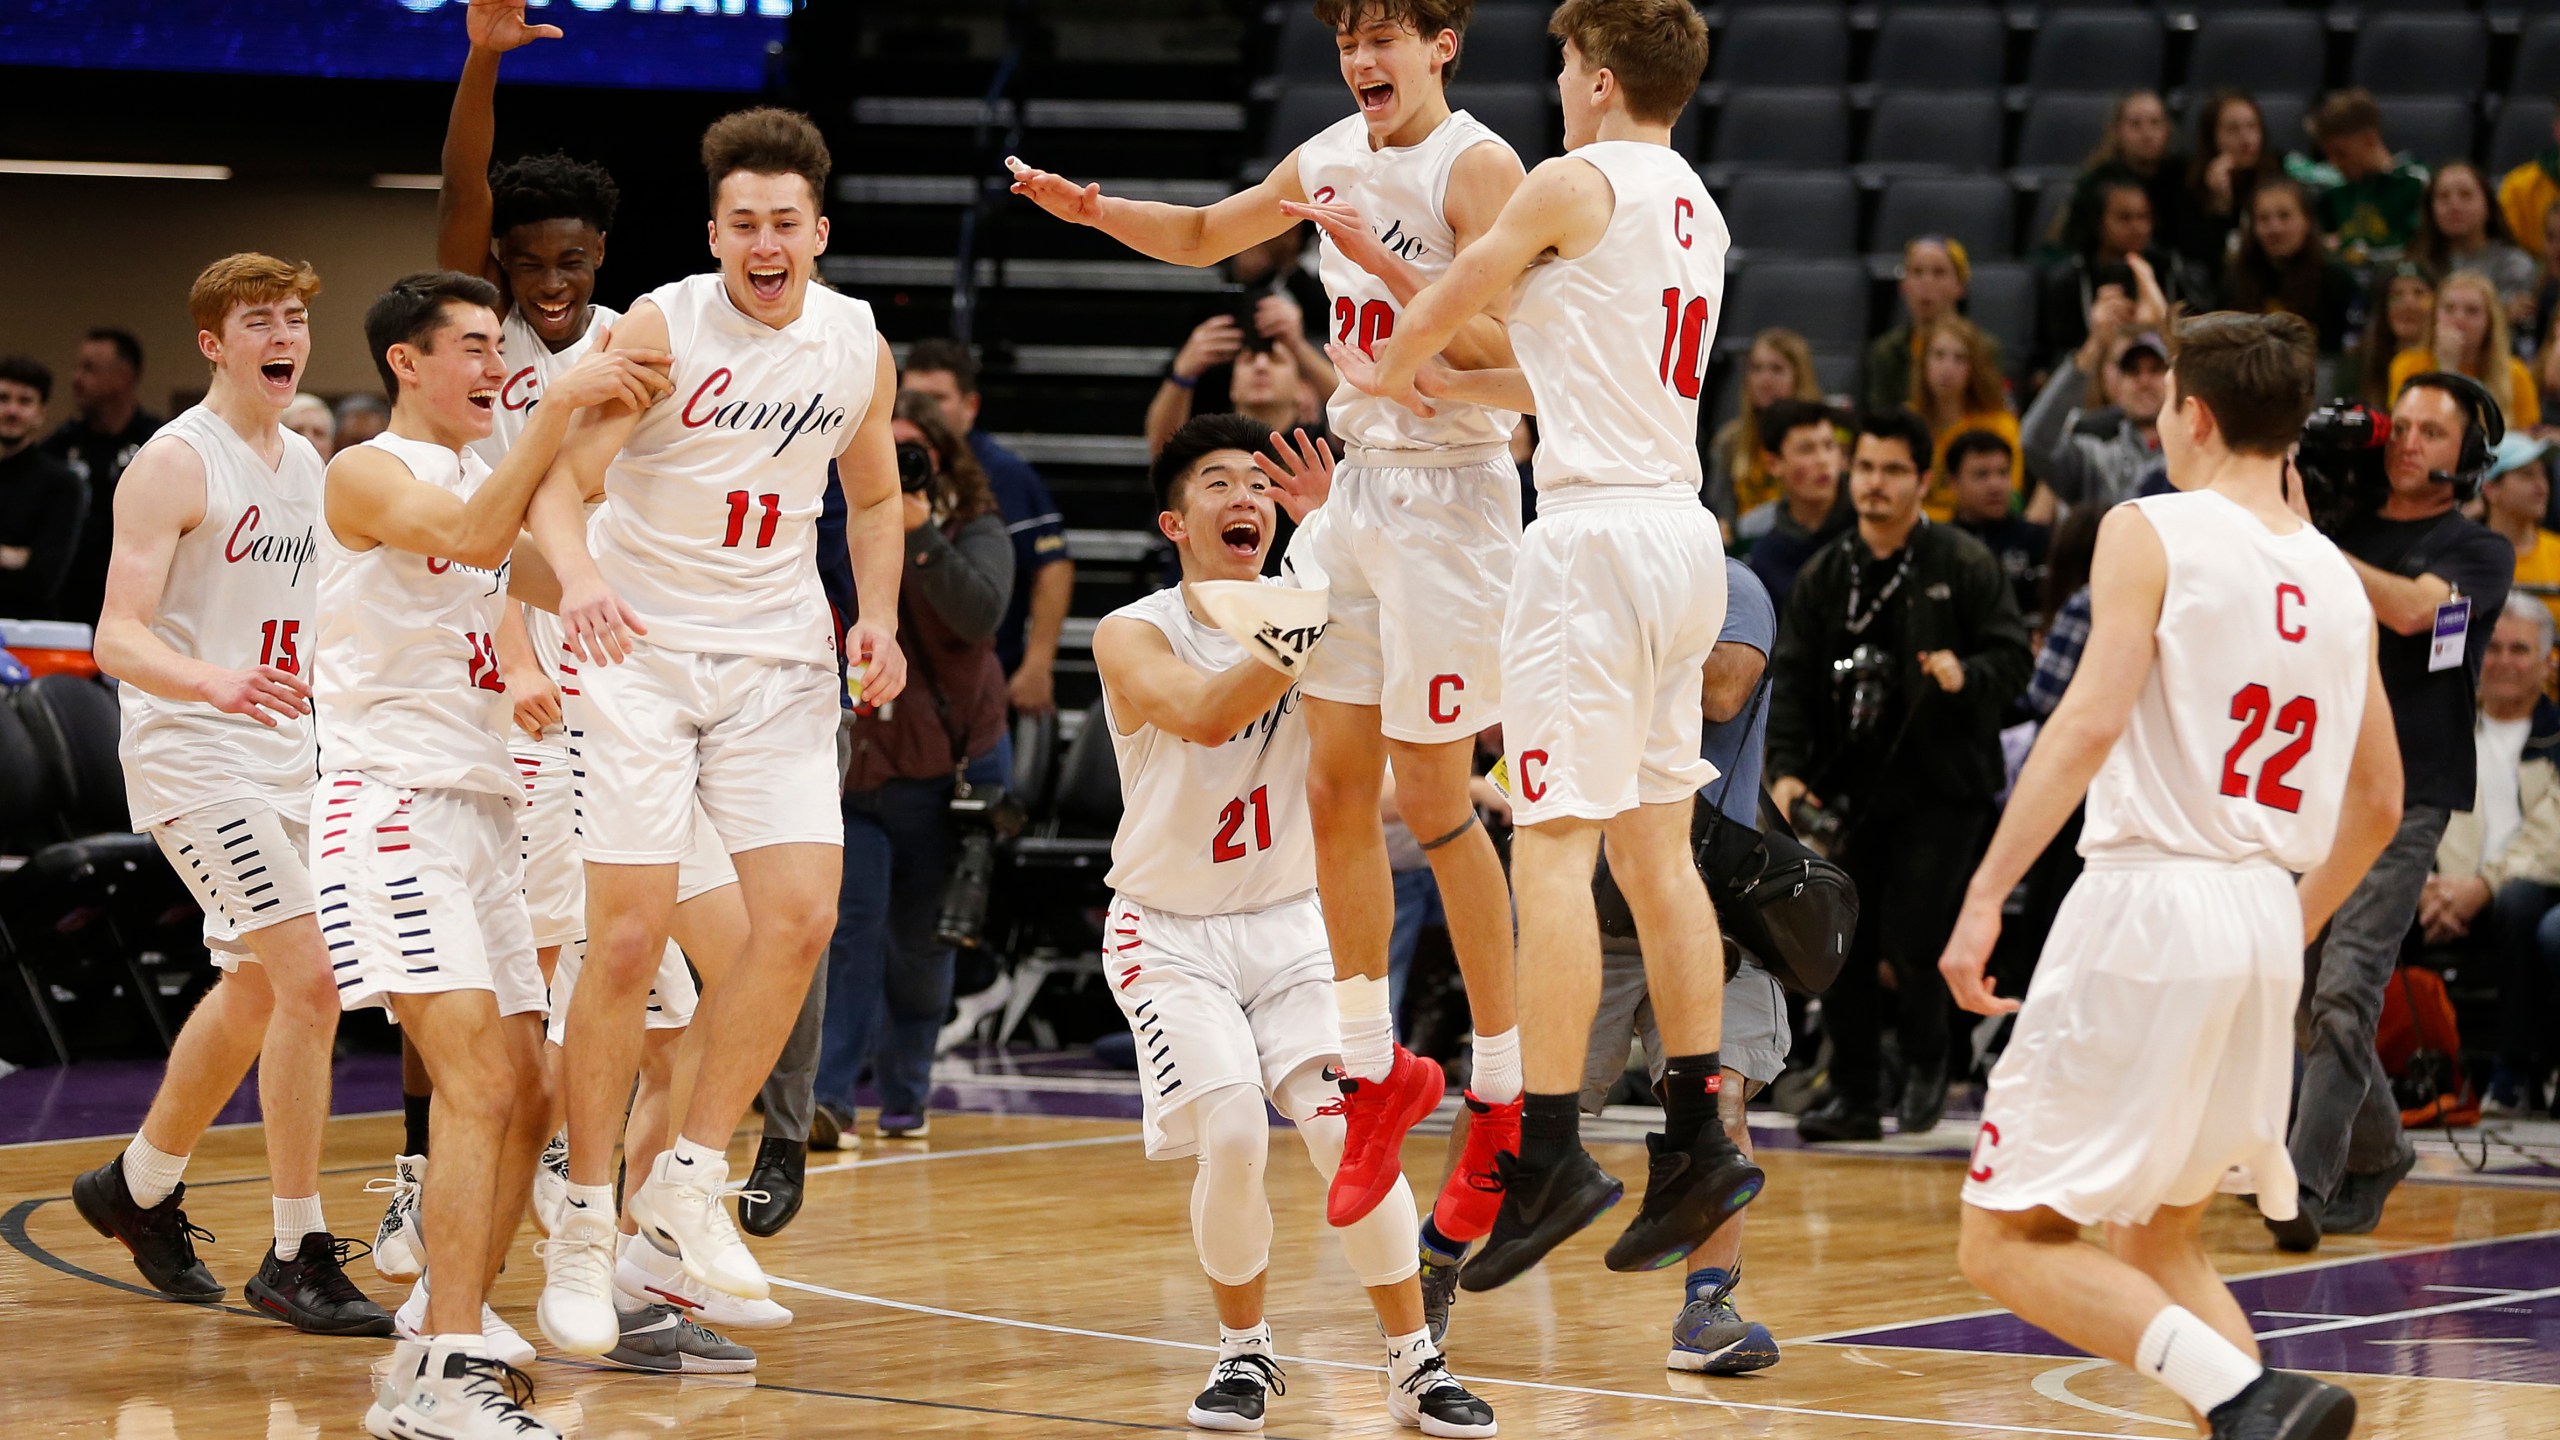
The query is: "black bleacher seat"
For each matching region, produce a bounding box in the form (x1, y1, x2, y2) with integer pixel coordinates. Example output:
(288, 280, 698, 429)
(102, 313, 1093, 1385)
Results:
(1863, 90, 2005, 175)
(1447, 82, 1552, 158)
(1707, 89, 1853, 179)
(1873, 175, 2016, 260)
(2017, 92, 2119, 171)
(1452, 5, 1550, 86)
(1265, 87, 1343, 160)
(1868, 9, 2006, 93)
(2386, 96, 2479, 169)
(1965, 262, 2038, 380)
(2027, 179, 2076, 253)
(1707, 8, 1850, 92)
(2492, 98, 2557, 178)
(2252, 94, 2309, 159)
(2025, 13, 2164, 96)
(2186, 12, 2324, 104)
(1719, 260, 1870, 355)
(1724, 171, 1860, 257)
(1276, 10, 1336, 84)
(2514, 19, 2560, 104)
(2349, 15, 2488, 99)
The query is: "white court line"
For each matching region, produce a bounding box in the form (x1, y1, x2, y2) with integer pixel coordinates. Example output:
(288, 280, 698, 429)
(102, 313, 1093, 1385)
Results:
(2253, 1285, 2560, 1340)
(765, 1272, 2149, 1439)
(2251, 1311, 2359, 1322)
(2367, 1338, 2536, 1347)
(802, 1132, 1140, 1178)
(2029, 1360, 2188, 1430)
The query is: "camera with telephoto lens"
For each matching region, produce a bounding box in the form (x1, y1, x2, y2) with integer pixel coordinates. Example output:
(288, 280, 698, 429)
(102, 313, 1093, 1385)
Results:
(935, 779, 1030, 949)
(896, 439, 936, 495)
(2294, 401, 2391, 535)
(1831, 642, 1898, 744)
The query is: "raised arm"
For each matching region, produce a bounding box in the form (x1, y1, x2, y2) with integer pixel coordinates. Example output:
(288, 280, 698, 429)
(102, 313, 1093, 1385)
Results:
(1095, 613, 1295, 747)
(436, 0, 563, 287)
(1330, 342, 1537, 416)
(1006, 152, 1306, 268)
(837, 346, 912, 706)
(1939, 504, 2169, 1013)
(1370, 156, 1609, 402)
(1286, 140, 1524, 370)
(95, 435, 310, 724)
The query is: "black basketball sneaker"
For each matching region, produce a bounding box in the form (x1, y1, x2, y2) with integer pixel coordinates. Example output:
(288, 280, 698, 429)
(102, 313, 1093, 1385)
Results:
(1457, 1146, 1624, 1293)
(1603, 1129, 1764, 1273)
(245, 1231, 395, 1336)
(71, 1159, 221, 1301)
(1187, 1352, 1284, 1433)
(2207, 1368, 2357, 1440)
(1386, 1350, 1498, 1438)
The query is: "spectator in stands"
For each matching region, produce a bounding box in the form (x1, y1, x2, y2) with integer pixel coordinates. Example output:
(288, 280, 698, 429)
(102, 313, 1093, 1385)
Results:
(1909, 316, 2019, 521)
(2222, 178, 2362, 352)
(1709, 328, 1821, 530)
(1740, 398, 1847, 608)
(2063, 92, 2186, 261)
(2411, 162, 2541, 326)
(2530, 207, 2560, 365)
(280, 393, 335, 461)
(1149, 223, 1332, 451)
(2177, 91, 2278, 270)
(2480, 434, 2560, 626)
(2390, 272, 2543, 430)
(331, 393, 389, 450)
(2497, 104, 2560, 273)
(0, 354, 87, 620)
(1767, 409, 2032, 1143)
(818, 393, 1016, 1143)
(2021, 506, 2103, 719)
(1146, 303, 1329, 458)
(2022, 280, 2170, 514)
(2358, 263, 2438, 407)
(1943, 428, 2046, 620)
(900, 339, 1076, 727)
(2036, 181, 2199, 371)
(41, 326, 160, 627)
(2289, 89, 2430, 268)
(1862, 238, 1989, 418)
(2417, 596, 2560, 1119)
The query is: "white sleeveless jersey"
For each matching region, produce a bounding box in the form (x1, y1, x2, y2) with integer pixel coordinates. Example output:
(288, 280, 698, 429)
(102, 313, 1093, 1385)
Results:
(594, 274, 875, 665)
(1297, 110, 1519, 453)
(1510, 142, 1727, 496)
(467, 303, 621, 473)
(117, 406, 322, 828)
(1101, 586, 1317, 916)
(312, 432, 518, 801)
(2081, 491, 2374, 870)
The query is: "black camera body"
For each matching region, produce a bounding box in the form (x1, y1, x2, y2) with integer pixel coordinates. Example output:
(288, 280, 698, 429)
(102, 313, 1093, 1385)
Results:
(935, 779, 1030, 950)
(2295, 401, 2393, 535)
(1830, 642, 1898, 744)
(896, 439, 936, 495)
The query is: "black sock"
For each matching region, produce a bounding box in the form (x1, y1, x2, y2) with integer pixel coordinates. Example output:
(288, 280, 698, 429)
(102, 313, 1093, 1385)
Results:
(1661, 1052, 1723, 1151)
(1518, 1091, 1582, 1171)
(1419, 1214, 1464, 1265)
(403, 1092, 432, 1158)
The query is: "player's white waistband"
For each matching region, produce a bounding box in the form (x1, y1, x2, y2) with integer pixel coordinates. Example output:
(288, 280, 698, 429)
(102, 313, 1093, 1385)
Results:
(1109, 886, 1321, 921)
(2080, 849, 2286, 875)
(1530, 482, 1708, 513)
(1340, 442, 1511, 471)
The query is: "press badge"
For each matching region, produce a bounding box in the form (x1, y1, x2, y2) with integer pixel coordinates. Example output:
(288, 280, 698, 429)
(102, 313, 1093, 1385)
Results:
(2429, 596, 2471, 672)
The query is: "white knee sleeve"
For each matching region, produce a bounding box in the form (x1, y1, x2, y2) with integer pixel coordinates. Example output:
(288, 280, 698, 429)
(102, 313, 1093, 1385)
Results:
(1189, 1084, 1273, 1287)
(1279, 1066, 1421, 1289)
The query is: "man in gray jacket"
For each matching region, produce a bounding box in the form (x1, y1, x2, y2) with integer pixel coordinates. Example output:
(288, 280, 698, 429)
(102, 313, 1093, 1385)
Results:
(2020, 322, 2168, 514)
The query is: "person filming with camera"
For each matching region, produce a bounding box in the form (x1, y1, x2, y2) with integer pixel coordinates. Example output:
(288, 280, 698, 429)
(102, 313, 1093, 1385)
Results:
(813, 392, 1016, 1143)
(2273, 373, 2514, 1249)
(1768, 410, 2034, 1143)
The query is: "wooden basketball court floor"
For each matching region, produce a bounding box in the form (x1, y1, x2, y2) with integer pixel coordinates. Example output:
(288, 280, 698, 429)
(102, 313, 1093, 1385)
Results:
(4, 1085, 2557, 1439)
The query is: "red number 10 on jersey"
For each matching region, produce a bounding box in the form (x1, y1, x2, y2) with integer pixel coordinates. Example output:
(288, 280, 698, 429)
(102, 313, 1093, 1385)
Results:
(1657, 288, 1711, 400)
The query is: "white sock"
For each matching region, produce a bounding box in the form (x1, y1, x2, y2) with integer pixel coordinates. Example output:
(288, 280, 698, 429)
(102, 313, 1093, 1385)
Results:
(2135, 1306, 2262, 1415)
(1336, 975, 1396, 1081)
(272, 1194, 325, 1260)
(1470, 1028, 1522, 1104)
(1384, 1325, 1440, 1385)
(670, 1136, 726, 1175)
(564, 1181, 616, 1224)
(120, 1135, 189, 1209)
(1219, 1320, 1274, 1361)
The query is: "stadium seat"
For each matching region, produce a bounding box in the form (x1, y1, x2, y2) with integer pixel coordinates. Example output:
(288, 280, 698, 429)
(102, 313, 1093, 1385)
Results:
(2026, 178, 2076, 253)
(2350, 15, 2488, 99)
(1452, 5, 1550, 85)
(2016, 92, 2119, 171)
(1868, 9, 2006, 94)
(2252, 93, 2310, 158)
(1964, 262, 2038, 380)
(2185, 12, 2323, 105)
(1723, 171, 1860, 257)
(1706, 8, 1850, 92)
(2024, 13, 2164, 96)
(2513, 19, 2560, 103)
(1276, 10, 1336, 85)
(1872, 175, 2016, 260)
(1862, 90, 2005, 175)
(1707, 89, 1853, 179)
(1718, 259, 1870, 354)
(1446, 82, 1551, 158)
(2491, 98, 2558, 178)
(989, 706, 1124, 1048)
(1264, 86, 1343, 161)
(2385, 97, 2478, 170)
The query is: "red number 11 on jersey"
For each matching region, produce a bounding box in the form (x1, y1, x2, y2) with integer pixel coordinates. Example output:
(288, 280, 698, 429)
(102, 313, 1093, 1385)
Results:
(1657, 288, 1711, 400)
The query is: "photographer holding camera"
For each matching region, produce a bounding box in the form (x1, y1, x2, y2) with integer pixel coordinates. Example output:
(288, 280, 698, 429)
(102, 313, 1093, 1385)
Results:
(1768, 410, 2033, 1143)
(814, 392, 1016, 1142)
(2275, 373, 2514, 1248)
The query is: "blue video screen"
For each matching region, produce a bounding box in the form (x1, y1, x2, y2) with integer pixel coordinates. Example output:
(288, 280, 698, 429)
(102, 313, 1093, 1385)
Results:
(0, 0, 797, 91)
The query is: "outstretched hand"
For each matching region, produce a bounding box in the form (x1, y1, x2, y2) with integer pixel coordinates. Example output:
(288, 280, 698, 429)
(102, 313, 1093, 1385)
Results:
(467, 0, 563, 51)
(1252, 428, 1335, 522)
(1279, 198, 1390, 277)
(1325, 341, 1432, 418)
(1005, 157, 1105, 226)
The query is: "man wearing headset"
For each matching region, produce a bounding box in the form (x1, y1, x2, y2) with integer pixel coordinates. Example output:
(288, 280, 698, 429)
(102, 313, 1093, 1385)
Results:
(2274, 373, 2514, 1252)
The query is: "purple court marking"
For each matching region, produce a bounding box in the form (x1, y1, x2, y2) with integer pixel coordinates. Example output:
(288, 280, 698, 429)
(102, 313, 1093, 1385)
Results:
(1822, 1231, 2560, 1386)
(0, 1053, 404, 1146)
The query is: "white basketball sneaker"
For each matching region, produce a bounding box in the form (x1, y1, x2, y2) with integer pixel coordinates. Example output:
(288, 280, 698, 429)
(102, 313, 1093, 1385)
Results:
(626, 1149, 768, 1301)
(614, 1231, 793, 1330)
(368, 1336, 559, 1440)
(531, 1131, 570, 1238)
(367, 1155, 426, 1283)
(534, 1206, 622, 1357)
(392, 1276, 537, 1369)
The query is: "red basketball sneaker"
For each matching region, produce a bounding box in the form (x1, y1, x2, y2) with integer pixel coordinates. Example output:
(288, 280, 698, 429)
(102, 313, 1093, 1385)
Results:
(1327, 1046, 1446, 1227)
(1430, 1091, 1522, 1243)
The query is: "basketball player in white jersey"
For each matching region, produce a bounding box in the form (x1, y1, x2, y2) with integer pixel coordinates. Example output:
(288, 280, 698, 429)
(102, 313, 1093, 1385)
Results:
(1352, 0, 1762, 1290)
(527, 107, 910, 1350)
(1095, 415, 1494, 1436)
(73, 253, 393, 1339)
(320, 270, 669, 1439)
(1009, 0, 1535, 1259)
(1936, 314, 2398, 1440)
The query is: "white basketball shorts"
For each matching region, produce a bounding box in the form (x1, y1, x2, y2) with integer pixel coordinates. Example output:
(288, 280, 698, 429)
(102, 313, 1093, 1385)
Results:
(1501, 490, 1725, 826)
(1963, 856, 2305, 1228)
(516, 738, 741, 950)
(315, 773, 542, 1020)
(150, 795, 318, 963)
(543, 937, 701, 1046)
(1294, 443, 1520, 744)
(1104, 891, 1340, 1160)
(567, 646, 842, 865)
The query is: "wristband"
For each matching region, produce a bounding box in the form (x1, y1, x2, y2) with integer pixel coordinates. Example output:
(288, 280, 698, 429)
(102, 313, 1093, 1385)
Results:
(1165, 373, 1198, 391)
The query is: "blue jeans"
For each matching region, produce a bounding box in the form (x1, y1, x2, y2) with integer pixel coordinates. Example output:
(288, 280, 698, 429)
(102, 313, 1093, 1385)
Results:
(815, 777, 957, 1118)
(1387, 865, 1444, 1024)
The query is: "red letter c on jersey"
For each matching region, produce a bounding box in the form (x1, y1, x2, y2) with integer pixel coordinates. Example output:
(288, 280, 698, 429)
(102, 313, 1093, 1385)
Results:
(1518, 749, 1549, 802)
(2276, 583, 2307, 643)
(1966, 1122, 2000, 1183)
(1673, 196, 1695, 250)
(1428, 673, 1464, 725)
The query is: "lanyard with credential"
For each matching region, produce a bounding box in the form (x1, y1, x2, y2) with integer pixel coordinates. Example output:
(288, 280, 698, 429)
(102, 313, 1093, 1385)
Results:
(1843, 532, 1921, 638)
